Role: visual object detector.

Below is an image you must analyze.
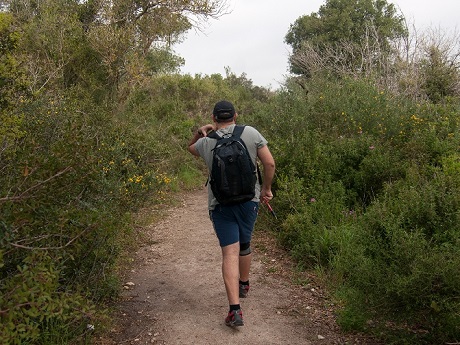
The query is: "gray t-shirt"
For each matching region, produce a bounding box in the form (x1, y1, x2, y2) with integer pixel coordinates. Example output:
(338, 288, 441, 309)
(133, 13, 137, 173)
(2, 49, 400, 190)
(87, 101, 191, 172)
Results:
(195, 124, 268, 210)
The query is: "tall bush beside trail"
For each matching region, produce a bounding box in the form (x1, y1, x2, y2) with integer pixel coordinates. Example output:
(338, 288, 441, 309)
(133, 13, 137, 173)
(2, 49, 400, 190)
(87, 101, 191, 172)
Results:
(252, 78, 411, 216)
(332, 159, 460, 343)
(2, 73, 253, 342)
(256, 75, 460, 343)
(0, 89, 174, 343)
(249, 88, 318, 180)
(277, 179, 356, 268)
(259, 77, 458, 218)
(1, 96, 104, 342)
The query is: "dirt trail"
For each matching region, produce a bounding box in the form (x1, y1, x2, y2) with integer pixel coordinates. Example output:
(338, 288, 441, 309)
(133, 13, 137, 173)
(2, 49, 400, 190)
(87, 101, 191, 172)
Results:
(104, 187, 372, 345)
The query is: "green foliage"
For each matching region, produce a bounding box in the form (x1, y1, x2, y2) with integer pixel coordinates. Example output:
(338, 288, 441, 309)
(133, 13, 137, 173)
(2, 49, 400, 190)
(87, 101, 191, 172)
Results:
(0, 12, 30, 108)
(421, 45, 459, 104)
(16, 0, 95, 91)
(0, 252, 94, 345)
(286, 0, 406, 49)
(145, 47, 185, 74)
(0, 90, 174, 342)
(264, 73, 460, 343)
(0, 56, 271, 341)
(285, 0, 407, 74)
(278, 181, 352, 267)
(332, 163, 460, 342)
(3, 0, 228, 101)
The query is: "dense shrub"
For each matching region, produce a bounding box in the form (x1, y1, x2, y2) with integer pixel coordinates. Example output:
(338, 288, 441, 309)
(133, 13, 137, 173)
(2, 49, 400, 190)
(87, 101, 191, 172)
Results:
(333, 160, 460, 342)
(253, 75, 460, 343)
(0, 70, 272, 343)
(0, 90, 175, 342)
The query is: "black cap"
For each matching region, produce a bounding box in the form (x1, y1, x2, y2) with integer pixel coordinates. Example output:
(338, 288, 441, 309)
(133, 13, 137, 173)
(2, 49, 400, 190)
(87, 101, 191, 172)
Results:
(213, 100, 235, 120)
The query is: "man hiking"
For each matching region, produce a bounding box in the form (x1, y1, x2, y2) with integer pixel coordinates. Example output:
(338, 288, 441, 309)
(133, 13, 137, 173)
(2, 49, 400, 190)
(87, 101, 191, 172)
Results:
(188, 100, 275, 327)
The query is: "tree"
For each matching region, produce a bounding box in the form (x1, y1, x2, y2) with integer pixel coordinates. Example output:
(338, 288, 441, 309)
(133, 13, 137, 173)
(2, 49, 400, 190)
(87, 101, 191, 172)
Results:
(285, 0, 407, 76)
(1, 0, 229, 99)
(419, 29, 460, 103)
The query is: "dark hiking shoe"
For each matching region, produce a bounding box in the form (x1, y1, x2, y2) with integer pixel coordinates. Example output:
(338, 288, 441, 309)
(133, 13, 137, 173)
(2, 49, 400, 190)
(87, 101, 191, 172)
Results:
(225, 309, 244, 327)
(239, 283, 250, 298)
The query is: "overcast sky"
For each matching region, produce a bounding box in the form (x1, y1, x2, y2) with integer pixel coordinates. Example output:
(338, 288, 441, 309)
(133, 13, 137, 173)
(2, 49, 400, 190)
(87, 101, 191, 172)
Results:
(174, 0, 459, 89)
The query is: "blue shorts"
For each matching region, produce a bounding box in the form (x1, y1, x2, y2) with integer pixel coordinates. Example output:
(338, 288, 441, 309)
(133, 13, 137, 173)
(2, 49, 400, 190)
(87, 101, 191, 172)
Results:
(210, 201, 259, 247)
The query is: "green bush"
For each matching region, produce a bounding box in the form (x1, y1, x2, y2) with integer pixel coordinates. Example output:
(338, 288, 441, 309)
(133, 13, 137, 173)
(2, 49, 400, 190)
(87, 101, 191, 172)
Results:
(0, 252, 94, 344)
(331, 159, 460, 342)
(260, 75, 460, 343)
(0, 91, 167, 342)
(0, 70, 274, 343)
(278, 179, 353, 267)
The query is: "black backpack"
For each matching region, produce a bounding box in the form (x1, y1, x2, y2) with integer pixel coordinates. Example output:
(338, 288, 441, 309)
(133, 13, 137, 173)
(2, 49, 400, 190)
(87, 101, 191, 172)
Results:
(207, 125, 257, 205)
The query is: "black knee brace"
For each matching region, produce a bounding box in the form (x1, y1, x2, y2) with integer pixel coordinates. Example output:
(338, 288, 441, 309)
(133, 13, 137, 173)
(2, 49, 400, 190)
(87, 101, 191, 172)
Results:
(240, 242, 251, 256)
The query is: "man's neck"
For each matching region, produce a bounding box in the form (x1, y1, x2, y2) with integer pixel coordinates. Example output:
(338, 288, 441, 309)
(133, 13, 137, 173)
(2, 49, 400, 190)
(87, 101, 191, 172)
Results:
(216, 121, 235, 130)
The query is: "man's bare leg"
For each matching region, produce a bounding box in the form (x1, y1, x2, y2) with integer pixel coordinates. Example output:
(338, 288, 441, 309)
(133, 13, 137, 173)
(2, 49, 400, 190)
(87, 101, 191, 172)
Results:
(221, 242, 240, 305)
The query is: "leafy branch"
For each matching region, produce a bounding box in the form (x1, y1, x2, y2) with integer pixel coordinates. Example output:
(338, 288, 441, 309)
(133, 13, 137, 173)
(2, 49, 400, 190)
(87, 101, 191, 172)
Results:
(7, 225, 92, 251)
(0, 166, 72, 203)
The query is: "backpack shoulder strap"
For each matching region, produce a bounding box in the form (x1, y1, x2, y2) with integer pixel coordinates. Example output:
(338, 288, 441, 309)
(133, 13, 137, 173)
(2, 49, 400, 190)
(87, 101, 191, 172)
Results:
(207, 130, 221, 140)
(207, 125, 245, 140)
(232, 125, 245, 139)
